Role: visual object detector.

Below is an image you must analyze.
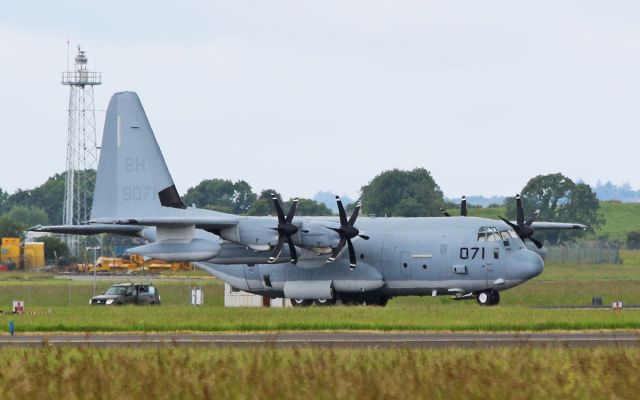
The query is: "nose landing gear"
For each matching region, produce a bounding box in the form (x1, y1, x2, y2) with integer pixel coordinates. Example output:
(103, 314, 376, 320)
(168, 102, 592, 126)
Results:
(476, 290, 500, 306)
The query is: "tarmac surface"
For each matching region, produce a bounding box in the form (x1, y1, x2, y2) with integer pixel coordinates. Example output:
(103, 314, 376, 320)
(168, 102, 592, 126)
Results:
(0, 332, 639, 348)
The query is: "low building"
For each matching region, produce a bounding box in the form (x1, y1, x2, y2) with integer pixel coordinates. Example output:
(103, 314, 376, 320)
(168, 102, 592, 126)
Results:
(224, 283, 290, 308)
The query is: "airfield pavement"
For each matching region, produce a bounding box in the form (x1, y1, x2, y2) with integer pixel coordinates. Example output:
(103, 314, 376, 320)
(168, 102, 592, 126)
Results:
(1, 331, 640, 348)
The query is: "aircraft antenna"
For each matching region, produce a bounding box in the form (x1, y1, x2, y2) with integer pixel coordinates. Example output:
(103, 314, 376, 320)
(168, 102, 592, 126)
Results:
(61, 45, 102, 255)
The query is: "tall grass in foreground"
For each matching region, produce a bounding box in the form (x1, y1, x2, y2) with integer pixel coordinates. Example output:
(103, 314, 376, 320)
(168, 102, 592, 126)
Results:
(0, 347, 638, 399)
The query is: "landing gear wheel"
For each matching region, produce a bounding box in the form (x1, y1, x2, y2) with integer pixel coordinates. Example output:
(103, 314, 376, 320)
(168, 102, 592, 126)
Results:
(377, 296, 390, 307)
(476, 290, 500, 306)
(490, 290, 500, 306)
(476, 291, 490, 306)
(367, 296, 389, 307)
(314, 298, 336, 306)
(290, 298, 313, 307)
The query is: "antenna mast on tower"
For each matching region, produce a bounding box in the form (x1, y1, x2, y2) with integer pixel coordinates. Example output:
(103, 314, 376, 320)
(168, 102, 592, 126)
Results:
(61, 46, 102, 255)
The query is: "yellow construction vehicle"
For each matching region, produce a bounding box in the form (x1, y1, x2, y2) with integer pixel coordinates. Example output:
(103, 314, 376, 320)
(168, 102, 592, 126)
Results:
(0, 238, 45, 271)
(90, 254, 192, 273)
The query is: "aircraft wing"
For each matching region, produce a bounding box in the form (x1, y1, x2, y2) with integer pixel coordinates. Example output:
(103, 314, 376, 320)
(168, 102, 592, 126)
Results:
(529, 222, 587, 231)
(28, 224, 145, 237)
(90, 216, 239, 230)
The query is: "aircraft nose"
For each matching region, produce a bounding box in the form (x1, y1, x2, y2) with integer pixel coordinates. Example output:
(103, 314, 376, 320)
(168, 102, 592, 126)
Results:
(515, 250, 544, 281)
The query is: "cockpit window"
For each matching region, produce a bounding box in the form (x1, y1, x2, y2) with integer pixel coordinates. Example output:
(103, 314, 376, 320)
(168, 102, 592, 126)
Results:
(477, 227, 487, 241)
(499, 231, 510, 240)
(478, 227, 502, 242)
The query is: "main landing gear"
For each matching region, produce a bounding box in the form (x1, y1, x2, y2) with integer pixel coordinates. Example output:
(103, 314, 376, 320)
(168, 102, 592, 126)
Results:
(476, 290, 500, 306)
(290, 296, 390, 307)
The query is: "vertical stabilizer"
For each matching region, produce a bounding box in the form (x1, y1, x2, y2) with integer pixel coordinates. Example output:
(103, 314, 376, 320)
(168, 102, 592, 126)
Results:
(91, 91, 185, 219)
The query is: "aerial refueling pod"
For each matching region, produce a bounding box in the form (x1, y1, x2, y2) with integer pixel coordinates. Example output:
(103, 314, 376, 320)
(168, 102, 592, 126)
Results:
(128, 239, 221, 262)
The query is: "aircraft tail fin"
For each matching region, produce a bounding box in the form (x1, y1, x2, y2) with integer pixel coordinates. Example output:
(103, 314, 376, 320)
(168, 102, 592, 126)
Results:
(91, 91, 185, 219)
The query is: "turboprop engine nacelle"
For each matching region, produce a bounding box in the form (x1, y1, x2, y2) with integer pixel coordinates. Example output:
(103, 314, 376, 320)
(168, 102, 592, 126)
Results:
(296, 221, 336, 254)
(219, 219, 277, 251)
(219, 219, 338, 253)
(128, 239, 221, 262)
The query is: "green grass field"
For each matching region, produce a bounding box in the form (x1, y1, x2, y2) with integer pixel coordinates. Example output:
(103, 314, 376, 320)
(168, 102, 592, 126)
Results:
(0, 261, 640, 333)
(1, 346, 638, 399)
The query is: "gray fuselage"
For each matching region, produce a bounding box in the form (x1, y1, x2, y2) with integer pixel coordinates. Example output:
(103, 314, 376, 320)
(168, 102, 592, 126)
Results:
(191, 216, 544, 300)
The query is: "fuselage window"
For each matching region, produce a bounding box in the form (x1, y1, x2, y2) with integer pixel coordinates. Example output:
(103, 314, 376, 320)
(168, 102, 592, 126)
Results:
(493, 248, 500, 259)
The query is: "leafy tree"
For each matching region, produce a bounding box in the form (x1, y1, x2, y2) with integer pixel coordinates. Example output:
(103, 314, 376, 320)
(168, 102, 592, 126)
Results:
(360, 168, 445, 217)
(627, 231, 640, 249)
(35, 236, 70, 260)
(3, 170, 94, 224)
(393, 198, 423, 217)
(0, 188, 8, 214)
(183, 179, 257, 214)
(247, 190, 282, 216)
(232, 180, 258, 214)
(0, 215, 25, 238)
(6, 205, 49, 228)
(505, 173, 602, 244)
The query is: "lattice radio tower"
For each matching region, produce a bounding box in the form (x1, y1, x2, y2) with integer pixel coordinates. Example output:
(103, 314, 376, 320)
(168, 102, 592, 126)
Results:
(61, 46, 102, 255)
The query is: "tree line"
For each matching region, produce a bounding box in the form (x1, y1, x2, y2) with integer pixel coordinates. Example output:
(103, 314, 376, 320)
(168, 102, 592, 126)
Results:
(0, 168, 603, 246)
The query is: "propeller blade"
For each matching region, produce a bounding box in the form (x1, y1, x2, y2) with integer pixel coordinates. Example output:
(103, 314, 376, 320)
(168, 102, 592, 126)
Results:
(347, 239, 356, 269)
(499, 216, 519, 231)
(516, 194, 524, 226)
(272, 193, 285, 222)
(358, 234, 370, 240)
(286, 197, 298, 223)
(461, 196, 468, 217)
(328, 239, 346, 262)
(336, 196, 348, 226)
(529, 236, 544, 249)
(525, 210, 540, 227)
(286, 237, 298, 264)
(348, 202, 361, 226)
(268, 237, 284, 263)
(440, 208, 451, 217)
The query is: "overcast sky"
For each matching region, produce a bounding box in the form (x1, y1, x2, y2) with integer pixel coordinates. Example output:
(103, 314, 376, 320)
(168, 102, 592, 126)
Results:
(2, 1, 639, 200)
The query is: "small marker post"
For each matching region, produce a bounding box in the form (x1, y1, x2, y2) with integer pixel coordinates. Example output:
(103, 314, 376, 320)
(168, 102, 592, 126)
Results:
(9, 320, 14, 336)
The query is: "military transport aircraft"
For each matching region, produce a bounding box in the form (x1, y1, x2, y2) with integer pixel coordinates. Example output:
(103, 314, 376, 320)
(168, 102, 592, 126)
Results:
(33, 91, 586, 306)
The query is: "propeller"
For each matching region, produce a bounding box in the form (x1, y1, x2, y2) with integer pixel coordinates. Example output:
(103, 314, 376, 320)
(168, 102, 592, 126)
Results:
(440, 196, 467, 217)
(326, 196, 370, 270)
(499, 194, 543, 249)
(268, 194, 299, 264)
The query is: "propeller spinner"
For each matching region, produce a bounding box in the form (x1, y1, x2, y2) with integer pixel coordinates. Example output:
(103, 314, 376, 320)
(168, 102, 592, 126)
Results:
(269, 194, 299, 264)
(326, 196, 369, 270)
(499, 194, 543, 249)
